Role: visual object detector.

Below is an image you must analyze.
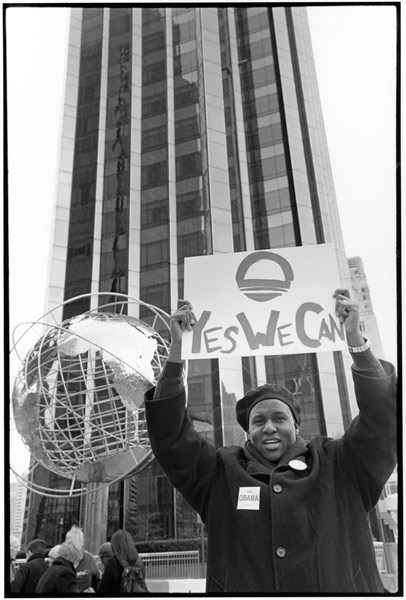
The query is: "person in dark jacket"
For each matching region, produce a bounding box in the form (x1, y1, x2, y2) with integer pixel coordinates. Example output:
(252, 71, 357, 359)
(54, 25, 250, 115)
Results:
(35, 541, 80, 594)
(98, 542, 112, 573)
(145, 291, 397, 594)
(9, 535, 20, 582)
(97, 529, 146, 595)
(10, 538, 48, 594)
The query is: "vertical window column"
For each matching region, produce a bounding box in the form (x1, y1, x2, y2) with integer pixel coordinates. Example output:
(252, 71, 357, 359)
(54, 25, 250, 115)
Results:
(218, 7, 244, 253)
(139, 9, 170, 320)
(91, 9, 110, 309)
(64, 8, 103, 320)
(197, 7, 234, 254)
(165, 9, 179, 312)
(225, 7, 254, 253)
(127, 8, 143, 312)
(99, 8, 133, 309)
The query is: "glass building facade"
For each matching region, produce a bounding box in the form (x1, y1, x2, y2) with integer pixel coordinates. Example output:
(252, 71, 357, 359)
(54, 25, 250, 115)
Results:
(23, 6, 357, 552)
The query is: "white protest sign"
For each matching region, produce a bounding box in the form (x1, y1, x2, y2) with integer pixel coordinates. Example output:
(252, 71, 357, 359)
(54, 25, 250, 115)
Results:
(182, 243, 347, 360)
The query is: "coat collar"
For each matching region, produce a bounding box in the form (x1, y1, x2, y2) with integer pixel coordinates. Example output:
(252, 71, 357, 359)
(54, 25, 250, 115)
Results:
(27, 553, 46, 563)
(53, 556, 75, 570)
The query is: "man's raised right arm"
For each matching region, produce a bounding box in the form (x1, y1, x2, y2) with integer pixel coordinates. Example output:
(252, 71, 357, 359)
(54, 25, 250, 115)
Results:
(145, 302, 216, 516)
(153, 300, 195, 400)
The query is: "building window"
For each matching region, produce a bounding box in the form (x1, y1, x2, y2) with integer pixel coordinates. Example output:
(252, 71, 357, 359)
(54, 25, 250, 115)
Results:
(240, 64, 275, 90)
(245, 7, 270, 33)
(176, 190, 204, 219)
(72, 181, 96, 206)
(251, 188, 291, 217)
(174, 84, 199, 109)
(67, 242, 92, 261)
(141, 199, 169, 227)
(142, 92, 166, 118)
(178, 232, 205, 259)
(176, 152, 202, 181)
(109, 14, 130, 36)
(101, 210, 128, 237)
(246, 122, 282, 148)
(175, 116, 200, 143)
(388, 481, 398, 495)
(140, 282, 170, 316)
(142, 161, 168, 189)
(174, 49, 197, 76)
(142, 7, 166, 26)
(243, 92, 279, 118)
(76, 103, 100, 134)
(75, 133, 99, 164)
(249, 37, 273, 60)
(173, 19, 196, 43)
(172, 7, 194, 18)
(143, 31, 166, 55)
(141, 239, 169, 270)
(143, 61, 166, 85)
(249, 153, 286, 181)
(77, 72, 101, 104)
(142, 125, 167, 152)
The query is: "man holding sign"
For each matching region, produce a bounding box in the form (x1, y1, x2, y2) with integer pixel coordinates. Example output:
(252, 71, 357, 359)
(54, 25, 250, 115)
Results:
(145, 290, 396, 593)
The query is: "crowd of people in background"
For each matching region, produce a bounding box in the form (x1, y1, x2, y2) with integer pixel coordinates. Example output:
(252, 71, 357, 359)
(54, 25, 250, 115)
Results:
(8, 524, 148, 595)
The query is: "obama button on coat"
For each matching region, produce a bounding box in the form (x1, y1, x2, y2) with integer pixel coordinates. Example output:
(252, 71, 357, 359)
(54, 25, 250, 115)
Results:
(145, 359, 396, 594)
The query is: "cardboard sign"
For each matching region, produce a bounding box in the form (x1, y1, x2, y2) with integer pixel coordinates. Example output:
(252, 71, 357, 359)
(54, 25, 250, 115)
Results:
(182, 243, 347, 360)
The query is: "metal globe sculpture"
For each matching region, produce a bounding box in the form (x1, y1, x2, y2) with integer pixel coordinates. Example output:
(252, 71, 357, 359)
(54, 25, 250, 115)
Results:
(11, 294, 170, 495)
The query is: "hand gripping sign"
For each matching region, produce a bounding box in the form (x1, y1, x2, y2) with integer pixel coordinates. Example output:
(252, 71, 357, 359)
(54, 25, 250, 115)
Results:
(182, 243, 347, 360)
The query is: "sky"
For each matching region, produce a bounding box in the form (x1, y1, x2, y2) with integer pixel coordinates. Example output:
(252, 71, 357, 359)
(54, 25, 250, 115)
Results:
(6, 6, 398, 479)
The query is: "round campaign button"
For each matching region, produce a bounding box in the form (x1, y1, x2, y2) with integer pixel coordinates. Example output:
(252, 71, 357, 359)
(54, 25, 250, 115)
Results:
(288, 459, 307, 471)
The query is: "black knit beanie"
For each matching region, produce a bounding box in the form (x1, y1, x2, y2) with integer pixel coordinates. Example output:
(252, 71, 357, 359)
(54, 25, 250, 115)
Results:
(236, 383, 301, 431)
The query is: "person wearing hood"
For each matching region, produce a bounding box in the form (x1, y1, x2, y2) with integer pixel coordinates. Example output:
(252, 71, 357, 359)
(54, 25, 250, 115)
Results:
(35, 542, 81, 594)
(145, 290, 397, 594)
(48, 544, 61, 564)
(65, 524, 101, 592)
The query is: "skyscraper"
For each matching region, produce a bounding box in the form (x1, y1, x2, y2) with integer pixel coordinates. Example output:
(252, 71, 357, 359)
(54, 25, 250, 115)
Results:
(348, 256, 384, 358)
(10, 481, 27, 544)
(24, 6, 361, 552)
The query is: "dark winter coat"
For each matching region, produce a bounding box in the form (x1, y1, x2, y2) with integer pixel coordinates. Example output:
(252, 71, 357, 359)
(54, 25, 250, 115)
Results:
(35, 557, 77, 594)
(97, 554, 146, 595)
(76, 550, 101, 592)
(145, 358, 397, 594)
(9, 553, 49, 594)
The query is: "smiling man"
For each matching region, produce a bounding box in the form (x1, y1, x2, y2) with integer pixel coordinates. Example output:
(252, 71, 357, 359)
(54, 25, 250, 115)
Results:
(145, 290, 397, 594)
(240, 385, 300, 464)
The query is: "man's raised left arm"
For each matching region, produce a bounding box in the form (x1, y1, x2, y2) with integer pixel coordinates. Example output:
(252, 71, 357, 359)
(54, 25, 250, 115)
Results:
(334, 290, 397, 509)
